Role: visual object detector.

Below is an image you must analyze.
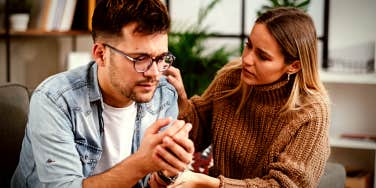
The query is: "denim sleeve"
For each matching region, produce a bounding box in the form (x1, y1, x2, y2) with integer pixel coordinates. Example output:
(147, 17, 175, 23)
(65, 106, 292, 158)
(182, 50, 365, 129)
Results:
(27, 91, 83, 188)
(165, 87, 178, 120)
(163, 77, 179, 120)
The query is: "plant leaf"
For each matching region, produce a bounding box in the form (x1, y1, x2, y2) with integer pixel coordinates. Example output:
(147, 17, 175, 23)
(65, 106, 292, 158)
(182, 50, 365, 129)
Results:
(296, 0, 311, 11)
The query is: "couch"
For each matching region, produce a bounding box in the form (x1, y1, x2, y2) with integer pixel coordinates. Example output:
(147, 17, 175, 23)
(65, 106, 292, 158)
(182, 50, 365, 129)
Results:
(0, 83, 29, 187)
(318, 162, 346, 188)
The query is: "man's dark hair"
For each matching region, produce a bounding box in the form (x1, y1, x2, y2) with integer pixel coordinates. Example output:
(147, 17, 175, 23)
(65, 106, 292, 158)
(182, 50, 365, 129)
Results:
(91, 0, 170, 42)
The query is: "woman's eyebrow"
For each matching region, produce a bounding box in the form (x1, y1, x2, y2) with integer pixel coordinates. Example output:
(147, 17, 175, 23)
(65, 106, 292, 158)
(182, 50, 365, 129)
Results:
(255, 47, 272, 59)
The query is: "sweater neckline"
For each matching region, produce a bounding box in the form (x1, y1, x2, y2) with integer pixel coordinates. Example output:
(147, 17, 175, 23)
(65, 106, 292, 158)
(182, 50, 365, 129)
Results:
(245, 77, 292, 106)
(252, 78, 291, 92)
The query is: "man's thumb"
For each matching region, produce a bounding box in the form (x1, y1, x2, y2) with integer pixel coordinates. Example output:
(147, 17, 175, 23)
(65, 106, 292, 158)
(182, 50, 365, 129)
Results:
(147, 117, 173, 134)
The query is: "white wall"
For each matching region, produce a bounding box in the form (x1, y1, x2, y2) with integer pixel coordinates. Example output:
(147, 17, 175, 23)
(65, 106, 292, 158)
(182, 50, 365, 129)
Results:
(170, 0, 241, 34)
(325, 83, 376, 136)
(329, 0, 376, 50)
(170, 0, 324, 36)
(0, 36, 92, 89)
(0, 38, 59, 88)
(325, 0, 376, 138)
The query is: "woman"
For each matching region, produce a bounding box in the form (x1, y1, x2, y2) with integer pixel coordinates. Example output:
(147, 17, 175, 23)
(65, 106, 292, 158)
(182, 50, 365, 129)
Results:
(166, 7, 330, 187)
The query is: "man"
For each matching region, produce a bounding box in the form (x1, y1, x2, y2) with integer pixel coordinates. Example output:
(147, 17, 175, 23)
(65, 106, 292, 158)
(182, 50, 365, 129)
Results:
(11, 0, 194, 187)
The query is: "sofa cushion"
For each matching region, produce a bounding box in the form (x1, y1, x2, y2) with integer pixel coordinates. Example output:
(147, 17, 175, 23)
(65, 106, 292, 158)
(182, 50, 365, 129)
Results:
(0, 83, 29, 187)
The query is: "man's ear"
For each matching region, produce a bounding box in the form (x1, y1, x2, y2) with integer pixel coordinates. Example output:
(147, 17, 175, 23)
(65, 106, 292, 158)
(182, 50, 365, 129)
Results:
(287, 60, 301, 74)
(92, 43, 106, 66)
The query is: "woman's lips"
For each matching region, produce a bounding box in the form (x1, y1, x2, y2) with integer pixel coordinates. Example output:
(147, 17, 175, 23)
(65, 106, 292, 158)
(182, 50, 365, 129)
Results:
(242, 68, 255, 78)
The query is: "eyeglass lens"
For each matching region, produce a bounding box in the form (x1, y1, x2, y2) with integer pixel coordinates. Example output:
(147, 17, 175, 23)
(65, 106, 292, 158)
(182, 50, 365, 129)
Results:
(134, 54, 174, 73)
(104, 43, 175, 73)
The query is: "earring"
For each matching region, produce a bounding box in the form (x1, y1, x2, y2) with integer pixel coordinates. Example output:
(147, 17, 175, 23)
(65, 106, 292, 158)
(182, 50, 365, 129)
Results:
(287, 73, 291, 81)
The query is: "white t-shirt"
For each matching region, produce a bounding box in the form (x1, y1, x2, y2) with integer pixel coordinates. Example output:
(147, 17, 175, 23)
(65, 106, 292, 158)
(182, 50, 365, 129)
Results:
(93, 102, 137, 175)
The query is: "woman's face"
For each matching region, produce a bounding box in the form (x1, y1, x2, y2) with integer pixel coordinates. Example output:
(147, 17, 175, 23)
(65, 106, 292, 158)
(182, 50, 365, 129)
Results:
(241, 23, 290, 85)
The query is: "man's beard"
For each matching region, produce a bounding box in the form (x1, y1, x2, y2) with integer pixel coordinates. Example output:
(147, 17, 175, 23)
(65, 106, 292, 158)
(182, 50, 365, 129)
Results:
(108, 59, 159, 103)
(124, 81, 158, 103)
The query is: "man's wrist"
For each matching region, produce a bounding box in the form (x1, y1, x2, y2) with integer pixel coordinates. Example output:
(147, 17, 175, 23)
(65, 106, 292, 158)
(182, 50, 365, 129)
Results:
(149, 172, 166, 188)
(156, 170, 178, 185)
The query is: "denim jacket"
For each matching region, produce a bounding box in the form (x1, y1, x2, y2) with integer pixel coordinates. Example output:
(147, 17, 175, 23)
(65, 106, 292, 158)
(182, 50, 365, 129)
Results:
(11, 61, 178, 188)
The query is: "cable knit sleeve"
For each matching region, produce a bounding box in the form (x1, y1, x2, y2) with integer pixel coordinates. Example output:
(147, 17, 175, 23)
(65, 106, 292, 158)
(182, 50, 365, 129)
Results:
(218, 95, 330, 188)
(178, 83, 215, 152)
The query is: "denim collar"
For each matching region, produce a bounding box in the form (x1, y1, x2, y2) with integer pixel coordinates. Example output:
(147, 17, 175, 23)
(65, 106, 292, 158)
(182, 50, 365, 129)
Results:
(87, 61, 104, 106)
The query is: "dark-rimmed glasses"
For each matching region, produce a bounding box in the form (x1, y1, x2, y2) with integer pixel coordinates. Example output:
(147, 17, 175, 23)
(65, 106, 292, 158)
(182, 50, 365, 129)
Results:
(103, 43, 175, 73)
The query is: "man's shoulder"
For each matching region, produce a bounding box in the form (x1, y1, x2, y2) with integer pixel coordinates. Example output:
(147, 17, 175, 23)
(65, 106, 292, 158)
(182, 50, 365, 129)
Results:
(142, 76, 178, 114)
(155, 76, 177, 97)
(34, 63, 94, 100)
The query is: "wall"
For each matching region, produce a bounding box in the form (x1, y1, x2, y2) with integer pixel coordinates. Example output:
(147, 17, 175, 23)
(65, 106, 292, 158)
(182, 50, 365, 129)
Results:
(329, 0, 376, 50)
(0, 36, 92, 89)
(325, 0, 376, 175)
(326, 0, 376, 137)
(326, 83, 376, 136)
(1, 38, 59, 88)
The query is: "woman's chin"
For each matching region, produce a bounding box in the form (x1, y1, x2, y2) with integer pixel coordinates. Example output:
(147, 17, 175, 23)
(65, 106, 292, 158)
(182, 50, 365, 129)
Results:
(241, 73, 257, 85)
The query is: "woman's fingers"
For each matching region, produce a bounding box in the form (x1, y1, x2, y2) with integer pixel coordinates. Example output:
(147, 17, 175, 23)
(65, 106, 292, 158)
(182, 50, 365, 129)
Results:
(166, 67, 188, 99)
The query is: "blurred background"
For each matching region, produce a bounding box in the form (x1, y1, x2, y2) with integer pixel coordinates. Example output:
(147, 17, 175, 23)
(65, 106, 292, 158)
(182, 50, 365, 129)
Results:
(0, 0, 376, 187)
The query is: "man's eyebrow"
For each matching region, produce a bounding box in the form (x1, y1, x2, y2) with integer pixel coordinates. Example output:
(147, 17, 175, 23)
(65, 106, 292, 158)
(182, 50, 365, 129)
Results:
(126, 52, 150, 56)
(127, 52, 170, 57)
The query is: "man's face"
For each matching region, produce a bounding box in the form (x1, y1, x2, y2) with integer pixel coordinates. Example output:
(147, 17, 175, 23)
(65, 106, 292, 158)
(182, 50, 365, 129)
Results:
(97, 23, 168, 107)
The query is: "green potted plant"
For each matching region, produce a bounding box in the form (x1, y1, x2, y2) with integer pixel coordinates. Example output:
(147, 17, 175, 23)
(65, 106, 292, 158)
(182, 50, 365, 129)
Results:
(257, 0, 311, 16)
(7, 0, 32, 31)
(169, 0, 238, 97)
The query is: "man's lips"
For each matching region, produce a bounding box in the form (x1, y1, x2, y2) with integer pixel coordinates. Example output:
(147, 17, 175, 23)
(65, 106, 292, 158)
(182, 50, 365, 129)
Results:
(136, 82, 157, 90)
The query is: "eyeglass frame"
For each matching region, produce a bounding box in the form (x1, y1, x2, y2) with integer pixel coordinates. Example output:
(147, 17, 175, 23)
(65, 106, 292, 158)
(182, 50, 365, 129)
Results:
(103, 43, 175, 73)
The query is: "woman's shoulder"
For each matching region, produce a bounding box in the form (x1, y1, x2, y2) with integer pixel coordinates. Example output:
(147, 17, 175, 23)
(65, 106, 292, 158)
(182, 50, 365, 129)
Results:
(305, 91, 329, 108)
(297, 91, 330, 120)
(282, 92, 329, 130)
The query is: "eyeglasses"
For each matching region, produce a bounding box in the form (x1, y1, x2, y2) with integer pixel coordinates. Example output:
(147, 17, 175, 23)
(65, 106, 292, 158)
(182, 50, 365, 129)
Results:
(103, 43, 175, 73)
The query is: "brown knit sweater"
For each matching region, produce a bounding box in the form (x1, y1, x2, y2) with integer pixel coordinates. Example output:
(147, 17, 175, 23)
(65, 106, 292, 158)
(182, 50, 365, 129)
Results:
(179, 68, 330, 188)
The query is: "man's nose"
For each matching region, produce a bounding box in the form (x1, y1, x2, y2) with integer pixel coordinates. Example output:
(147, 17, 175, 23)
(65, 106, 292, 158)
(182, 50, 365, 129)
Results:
(143, 61, 160, 77)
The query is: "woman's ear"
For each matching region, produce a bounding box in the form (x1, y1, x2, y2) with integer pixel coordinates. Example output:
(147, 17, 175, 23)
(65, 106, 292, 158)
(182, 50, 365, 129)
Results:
(287, 60, 301, 74)
(92, 43, 106, 66)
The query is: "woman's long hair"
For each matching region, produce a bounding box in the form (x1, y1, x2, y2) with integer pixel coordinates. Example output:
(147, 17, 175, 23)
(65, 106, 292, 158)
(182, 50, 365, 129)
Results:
(212, 7, 328, 114)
